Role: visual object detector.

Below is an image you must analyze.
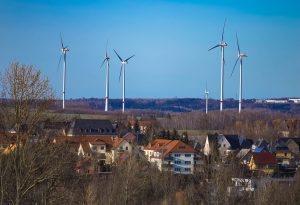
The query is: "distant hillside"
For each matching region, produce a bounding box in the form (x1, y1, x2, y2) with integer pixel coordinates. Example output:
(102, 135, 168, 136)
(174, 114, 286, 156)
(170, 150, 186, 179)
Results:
(55, 98, 300, 114)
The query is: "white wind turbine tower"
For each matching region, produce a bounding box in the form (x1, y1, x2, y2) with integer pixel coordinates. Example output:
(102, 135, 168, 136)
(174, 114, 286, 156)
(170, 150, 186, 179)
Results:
(100, 42, 110, 112)
(230, 33, 247, 113)
(59, 34, 70, 110)
(208, 19, 228, 112)
(113, 49, 135, 113)
(205, 84, 209, 114)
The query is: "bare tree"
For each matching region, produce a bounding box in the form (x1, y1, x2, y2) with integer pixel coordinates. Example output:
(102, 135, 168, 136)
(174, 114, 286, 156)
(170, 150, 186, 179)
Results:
(0, 63, 75, 205)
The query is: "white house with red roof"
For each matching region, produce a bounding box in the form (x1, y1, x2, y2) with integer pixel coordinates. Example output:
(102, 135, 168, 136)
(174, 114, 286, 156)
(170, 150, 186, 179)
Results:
(111, 132, 137, 163)
(144, 139, 197, 174)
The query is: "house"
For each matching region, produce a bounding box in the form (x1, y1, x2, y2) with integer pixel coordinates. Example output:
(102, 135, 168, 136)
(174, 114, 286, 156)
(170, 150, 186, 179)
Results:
(128, 118, 155, 134)
(112, 136, 134, 163)
(249, 152, 276, 175)
(278, 137, 300, 156)
(204, 134, 248, 157)
(273, 145, 292, 165)
(55, 135, 114, 174)
(42, 120, 71, 136)
(144, 139, 199, 174)
(218, 135, 241, 157)
(67, 119, 116, 136)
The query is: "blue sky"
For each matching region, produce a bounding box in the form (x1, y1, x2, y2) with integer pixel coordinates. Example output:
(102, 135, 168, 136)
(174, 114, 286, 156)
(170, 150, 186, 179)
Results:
(1, 0, 300, 99)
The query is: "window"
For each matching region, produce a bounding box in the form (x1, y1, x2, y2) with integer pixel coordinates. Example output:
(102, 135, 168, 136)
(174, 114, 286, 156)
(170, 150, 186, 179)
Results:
(184, 168, 191, 172)
(185, 161, 191, 165)
(185, 154, 191, 157)
(174, 168, 181, 172)
(126, 146, 128, 150)
(174, 161, 181, 164)
(100, 146, 105, 150)
(223, 144, 226, 147)
(179, 146, 186, 149)
(174, 154, 181, 157)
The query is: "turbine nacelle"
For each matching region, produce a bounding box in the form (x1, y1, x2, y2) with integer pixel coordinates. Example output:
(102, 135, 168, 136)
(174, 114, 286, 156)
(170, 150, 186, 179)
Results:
(220, 42, 228, 47)
(239, 53, 247, 58)
(62, 47, 69, 53)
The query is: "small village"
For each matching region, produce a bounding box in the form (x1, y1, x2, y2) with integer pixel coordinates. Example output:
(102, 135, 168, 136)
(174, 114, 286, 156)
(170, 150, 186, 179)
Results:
(2, 117, 299, 198)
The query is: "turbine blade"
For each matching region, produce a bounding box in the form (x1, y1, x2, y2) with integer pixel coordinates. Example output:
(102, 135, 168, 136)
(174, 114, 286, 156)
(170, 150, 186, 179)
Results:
(100, 59, 106, 70)
(119, 65, 123, 82)
(221, 18, 227, 42)
(105, 40, 108, 58)
(60, 33, 64, 48)
(236, 33, 240, 55)
(125, 55, 135, 62)
(114, 49, 123, 62)
(208, 45, 220, 51)
(230, 57, 240, 77)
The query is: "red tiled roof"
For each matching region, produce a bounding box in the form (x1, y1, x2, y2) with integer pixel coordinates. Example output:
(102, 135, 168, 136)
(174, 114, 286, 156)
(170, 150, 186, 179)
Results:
(144, 139, 172, 150)
(113, 137, 123, 148)
(163, 140, 195, 155)
(252, 152, 276, 165)
(90, 140, 106, 145)
(145, 139, 195, 156)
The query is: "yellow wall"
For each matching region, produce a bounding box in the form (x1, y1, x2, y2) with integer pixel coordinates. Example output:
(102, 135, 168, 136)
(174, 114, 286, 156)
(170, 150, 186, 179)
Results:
(249, 156, 274, 175)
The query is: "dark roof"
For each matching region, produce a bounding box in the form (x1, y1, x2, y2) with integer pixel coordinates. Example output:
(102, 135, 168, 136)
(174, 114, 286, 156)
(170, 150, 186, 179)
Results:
(207, 134, 219, 142)
(69, 119, 116, 136)
(252, 152, 276, 165)
(254, 139, 269, 151)
(224, 135, 240, 150)
(275, 146, 289, 152)
(278, 137, 300, 147)
(240, 139, 253, 149)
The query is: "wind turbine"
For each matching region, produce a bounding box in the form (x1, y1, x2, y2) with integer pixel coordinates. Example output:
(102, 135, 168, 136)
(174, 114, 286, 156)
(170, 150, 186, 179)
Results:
(100, 42, 110, 112)
(59, 34, 70, 110)
(230, 33, 247, 113)
(113, 49, 135, 113)
(208, 19, 228, 112)
(205, 84, 209, 114)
